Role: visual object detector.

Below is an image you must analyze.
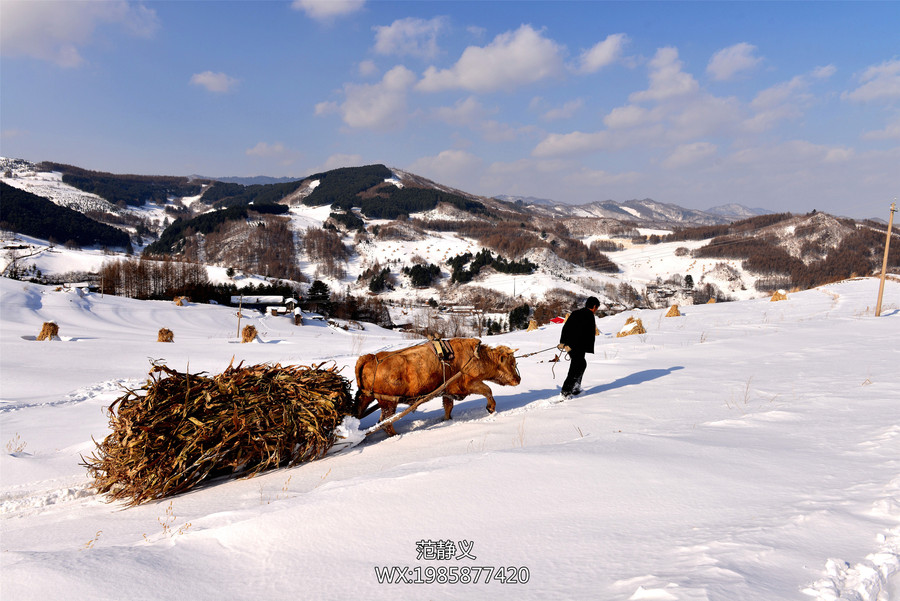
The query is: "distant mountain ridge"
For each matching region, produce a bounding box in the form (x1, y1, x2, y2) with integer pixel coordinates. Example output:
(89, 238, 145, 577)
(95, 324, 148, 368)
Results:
(199, 175, 305, 186)
(706, 203, 773, 220)
(497, 194, 770, 226)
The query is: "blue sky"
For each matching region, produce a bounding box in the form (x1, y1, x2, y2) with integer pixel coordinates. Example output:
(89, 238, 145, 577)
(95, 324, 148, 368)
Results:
(1, 1, 898, 218)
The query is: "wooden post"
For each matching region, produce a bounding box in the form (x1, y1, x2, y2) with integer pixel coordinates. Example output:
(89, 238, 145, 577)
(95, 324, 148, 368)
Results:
(236, 295, 243, 338)
(875, 201, 897, 317)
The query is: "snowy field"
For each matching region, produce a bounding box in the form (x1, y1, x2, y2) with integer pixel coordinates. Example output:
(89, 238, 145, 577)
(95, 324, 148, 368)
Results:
(1, 276, 898, 600)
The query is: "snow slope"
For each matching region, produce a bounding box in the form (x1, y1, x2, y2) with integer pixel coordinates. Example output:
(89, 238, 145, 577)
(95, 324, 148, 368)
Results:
(1, 276, 898, 600)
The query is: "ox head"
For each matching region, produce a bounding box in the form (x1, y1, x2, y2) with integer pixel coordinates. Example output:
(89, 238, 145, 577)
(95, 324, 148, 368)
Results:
(483, 344, 521, 387)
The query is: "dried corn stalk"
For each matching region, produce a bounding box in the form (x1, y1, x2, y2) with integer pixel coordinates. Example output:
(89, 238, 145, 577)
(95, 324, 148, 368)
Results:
(83, 362, 355, 506)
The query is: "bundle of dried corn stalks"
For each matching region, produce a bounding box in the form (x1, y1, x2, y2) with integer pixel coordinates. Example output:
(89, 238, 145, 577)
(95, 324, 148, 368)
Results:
(37, 321, 59, 341)
(616, 316, 647, 337)
(241, 325, 258, 343)
(83, 361, 355, 506)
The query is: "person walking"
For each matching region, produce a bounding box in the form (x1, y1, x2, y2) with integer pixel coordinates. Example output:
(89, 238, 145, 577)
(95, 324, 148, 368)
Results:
(557, 296, 601, 400)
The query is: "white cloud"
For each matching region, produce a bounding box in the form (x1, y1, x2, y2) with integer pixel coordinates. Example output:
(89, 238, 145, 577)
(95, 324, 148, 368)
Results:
(570, 166, 642, 187)
(417, 25, 565, 93)
(373, 17, 446, 59)
(291, 0, 365, 21)
(358, 59, 378, 77)
(480, 159, 641, 203)
(478, 121, 536, 143)
(0, 0, 159, 67)
(862, 116, 900, 140)
(245, 142, 301, 166)
(320, 154, 364, 171)
(1, 128, 28, 140)
(744, 68, 829, 132)
(542, 99, 584, 121)
(190, 71, 239, 93)
(409, 150, 484, 184)
(431, 98, 533, 142)
(812, 65, 837, 79)
(603, 104, 655, 129)
(433, 96, 493, 126)
(706, 43, 762, 81)
(602, 94, 740, 142)
(730, 140, 846, 166)
(668, 94, 742, 141)
(630, 47, 699, 103)
(824, 147, 854, 162)
(577, 33, 628, 74)
(314, 101, 339, 116)
(843, 58, 900, 103)
(246, 142, 287, 158)
(663, 142, 718, 169)
(332, 65, 417, 129)
(751, 75, 809, 110)
(531, 131, 611, 157)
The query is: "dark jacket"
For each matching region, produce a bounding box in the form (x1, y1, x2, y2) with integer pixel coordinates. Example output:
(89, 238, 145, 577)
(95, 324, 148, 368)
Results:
(559, 307, 597, 354)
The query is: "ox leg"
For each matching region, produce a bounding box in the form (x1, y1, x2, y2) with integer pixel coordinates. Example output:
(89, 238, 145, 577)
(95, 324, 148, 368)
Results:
(442, 396, 454, 420)
(468, 382, 496, 414)
(379, 403, 399, 437)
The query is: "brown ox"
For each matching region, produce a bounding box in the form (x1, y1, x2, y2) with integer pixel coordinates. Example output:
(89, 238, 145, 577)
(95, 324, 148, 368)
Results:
(355, 338, 521, 436)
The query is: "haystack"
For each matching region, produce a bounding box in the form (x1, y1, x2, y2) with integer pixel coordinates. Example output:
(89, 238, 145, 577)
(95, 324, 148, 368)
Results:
(82, 362, 355, 506)
(665, 305, 681, 317)
(37, 321, 59, 341)
(157, 328, 174, 343)
(770, 290, 788, 302)
(241, 324, 258, 343)
(616, 316, 646, 337)
(527, 319, 538, 332)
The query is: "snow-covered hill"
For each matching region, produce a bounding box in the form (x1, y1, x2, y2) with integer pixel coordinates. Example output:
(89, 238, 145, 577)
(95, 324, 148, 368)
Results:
(1, 275, 898, 600)
(1, 158, 122, 216)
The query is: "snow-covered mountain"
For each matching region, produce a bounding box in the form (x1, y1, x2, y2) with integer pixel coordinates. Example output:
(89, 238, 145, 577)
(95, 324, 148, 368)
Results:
(2, 157, 896, 321)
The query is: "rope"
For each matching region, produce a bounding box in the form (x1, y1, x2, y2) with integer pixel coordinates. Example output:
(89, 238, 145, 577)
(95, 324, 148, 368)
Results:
(514, 345, 559, 359)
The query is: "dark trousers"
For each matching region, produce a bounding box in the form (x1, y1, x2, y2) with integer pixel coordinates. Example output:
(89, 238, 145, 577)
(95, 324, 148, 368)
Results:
(561, 350, 587, 395)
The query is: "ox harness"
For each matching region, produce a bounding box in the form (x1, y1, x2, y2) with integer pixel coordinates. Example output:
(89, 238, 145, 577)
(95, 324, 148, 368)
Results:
(428, 334, 455, 363)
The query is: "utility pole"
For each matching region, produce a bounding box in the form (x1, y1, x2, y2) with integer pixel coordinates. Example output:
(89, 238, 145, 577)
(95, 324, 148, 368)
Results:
(875, 200, 897, 317)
